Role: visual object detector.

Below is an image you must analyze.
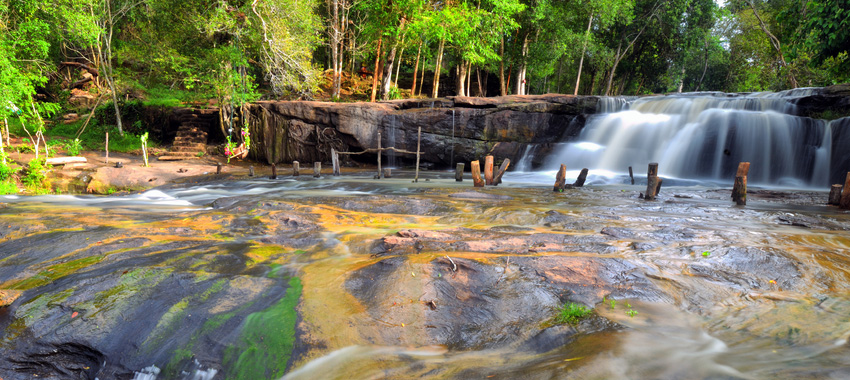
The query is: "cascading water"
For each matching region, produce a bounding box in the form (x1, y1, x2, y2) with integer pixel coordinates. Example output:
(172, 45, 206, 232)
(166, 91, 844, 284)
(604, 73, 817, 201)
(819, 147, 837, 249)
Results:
(546, 89, 837, 187)
(387, 116, 397, 168)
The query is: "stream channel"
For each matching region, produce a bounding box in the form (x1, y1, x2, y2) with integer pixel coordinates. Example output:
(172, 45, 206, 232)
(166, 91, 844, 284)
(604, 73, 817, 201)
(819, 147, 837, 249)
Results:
(1, 170, 849, 379)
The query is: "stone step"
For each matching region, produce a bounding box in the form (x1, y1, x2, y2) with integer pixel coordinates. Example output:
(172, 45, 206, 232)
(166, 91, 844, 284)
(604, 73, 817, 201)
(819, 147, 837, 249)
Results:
(173, 147, 204, 153)
(173, 143, 206, 150)
(177, 126, 208, 133)
(174, 136, 206, 143)
(175, 132, 208, 140)
(163, 151, 200, 157)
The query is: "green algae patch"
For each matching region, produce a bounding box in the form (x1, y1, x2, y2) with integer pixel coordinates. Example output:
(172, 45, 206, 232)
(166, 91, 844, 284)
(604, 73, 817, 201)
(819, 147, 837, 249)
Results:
(9, 255, 105, 290)
(224, 276, 302, 379)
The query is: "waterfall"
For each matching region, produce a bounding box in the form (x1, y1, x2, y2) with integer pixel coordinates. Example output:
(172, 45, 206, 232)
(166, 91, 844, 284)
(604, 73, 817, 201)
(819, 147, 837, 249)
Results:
(515, 144, 536, 172)
(546, 89, 836, 187)
(450, 109, 456, 167)
(386, 115, 398, 168)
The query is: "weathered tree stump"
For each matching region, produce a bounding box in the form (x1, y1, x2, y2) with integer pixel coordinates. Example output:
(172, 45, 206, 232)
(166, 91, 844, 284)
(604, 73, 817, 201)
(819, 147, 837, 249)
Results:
(471, 161, 485, 187)
(332, 148, 340, 176)
(841, 173, 850, 210)
(554, 164, 567, 192)
(216, 163, 222, 175)
(270, 163, 277, 179)
(573, 168, 589, 187)
(732, 162, 750, 205)
(828, 184, 842, 205)
(248, 166, 254, 177)
(629, 166, 634, 185)
(644, 163, 659, 200)
(484, 155, 495, 185)
(313, 162, 321, 178)
(383, 168, 392, 178)
(655, 177, 663, 195)
(494, 159, 510, 186)
(455, 163, 464, 182)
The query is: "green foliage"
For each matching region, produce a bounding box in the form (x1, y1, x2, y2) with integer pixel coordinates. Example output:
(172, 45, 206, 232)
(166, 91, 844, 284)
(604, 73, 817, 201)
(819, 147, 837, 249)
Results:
(64, 138, 82, 156)
(388, 85, 402, 100)
(626, 308, 638, 317)
(22, 158, 50, 193)
(555, 302, 592, 325)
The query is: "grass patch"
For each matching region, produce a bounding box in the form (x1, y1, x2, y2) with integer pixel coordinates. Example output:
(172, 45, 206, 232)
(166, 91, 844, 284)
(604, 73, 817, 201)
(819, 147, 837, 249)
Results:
(10, 255, 105, 290)
(224, 276, 302, 380)
(555, 302, 592, 325)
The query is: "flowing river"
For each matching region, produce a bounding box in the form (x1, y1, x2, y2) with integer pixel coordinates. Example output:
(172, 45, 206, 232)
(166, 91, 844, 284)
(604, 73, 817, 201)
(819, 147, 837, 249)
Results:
(1, 170, 849, 380)
(1, 90, 850, 379)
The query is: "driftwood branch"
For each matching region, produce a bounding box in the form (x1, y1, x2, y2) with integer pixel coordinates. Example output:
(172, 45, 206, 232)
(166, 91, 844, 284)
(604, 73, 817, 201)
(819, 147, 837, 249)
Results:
(61, 61, 99, 77)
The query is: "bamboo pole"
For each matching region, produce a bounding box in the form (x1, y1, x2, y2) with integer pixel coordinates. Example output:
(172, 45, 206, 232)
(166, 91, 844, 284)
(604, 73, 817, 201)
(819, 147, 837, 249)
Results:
(332, 148, 340, 176)
(377, 131, 382, 179)
(414, 126, 421, 182)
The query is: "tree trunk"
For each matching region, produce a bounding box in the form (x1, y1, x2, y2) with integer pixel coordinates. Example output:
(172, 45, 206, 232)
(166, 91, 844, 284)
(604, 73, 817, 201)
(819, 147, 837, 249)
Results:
(431, 38, 445, 98)
(677, 65, 685, 93)
(457, 61, 467, 96)
(380, 40, 398, 100)
(499, 36, 507, 96)
(604, 42, 622, 96)
(418, 57, 426, 96)
(695, 38, 709, 91)
(477, 68, 484, 97)
(466, 64, 472, 95)
(329, 0, 342, 99)
(574, 12, 593, 96)
(370, 36, 382, 102)
(411, 41, 422, 95)
(515, 33, 529, 95)
(749, 1, 798, 88)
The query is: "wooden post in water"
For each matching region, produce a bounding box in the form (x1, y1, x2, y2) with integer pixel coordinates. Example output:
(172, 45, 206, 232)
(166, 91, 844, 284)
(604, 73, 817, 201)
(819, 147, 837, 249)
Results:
(377, 131, 382, 179)
(484, 155, 495, 185)
(628, 166, 634, 185)
(313, 162, 321, 178)
(644, 163, 659, 200)
(216, 162, 222, 174)
(554, 164, 567, 192)
(828, 184, 842, 205)
(732, 162, 750, 205)
(270, 163, 277, 179)
(840, 173, 850, 210)
(455, 163, 464, 182)
(332, 148, 340, 176)
(494, 159, 510, 186)
(471, 161, 484, 187)
(383, 168, 392, 178)
(573, 168, 589, 187)
(293, 161, 300, 176)
(414, 126, 421, 182)
(248, 166, 254, 177)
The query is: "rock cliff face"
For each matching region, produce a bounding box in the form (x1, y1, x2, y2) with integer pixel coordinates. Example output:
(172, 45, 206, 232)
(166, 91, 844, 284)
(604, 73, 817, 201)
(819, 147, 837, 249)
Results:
(244, 95, 599, 168)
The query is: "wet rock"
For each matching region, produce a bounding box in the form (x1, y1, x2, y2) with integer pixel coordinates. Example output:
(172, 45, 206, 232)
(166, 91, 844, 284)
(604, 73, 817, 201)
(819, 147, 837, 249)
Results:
(344, 255, 662, 350)
(0, 289, 21, 307)
(340, 197, 446, 215)
(448, 191, 512, 200)
(378, 229, 616, 255)
(775, 213, 848, 230)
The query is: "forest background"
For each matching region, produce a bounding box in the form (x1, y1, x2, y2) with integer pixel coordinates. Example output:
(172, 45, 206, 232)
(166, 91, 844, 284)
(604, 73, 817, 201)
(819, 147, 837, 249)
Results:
(0, 0, 848, 139)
